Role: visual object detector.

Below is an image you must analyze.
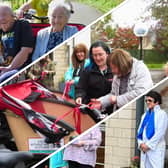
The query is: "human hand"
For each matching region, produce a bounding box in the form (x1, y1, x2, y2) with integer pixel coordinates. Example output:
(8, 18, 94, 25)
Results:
(110, 95, 117, 104)
(0, 66, 10, 75)
(75, 140, 85, 147)
(90, 99, 102, 110)
(15, 9, 24, 18)
(140, 143, 150, 153)
(76, 97, 82, 105)
(32, 75, 37, 80)
(68, 80, 75, 84)
(43, 70, 49, 75)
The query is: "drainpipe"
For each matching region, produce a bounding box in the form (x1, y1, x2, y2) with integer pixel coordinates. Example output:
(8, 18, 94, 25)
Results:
(135, 96, 145, 156)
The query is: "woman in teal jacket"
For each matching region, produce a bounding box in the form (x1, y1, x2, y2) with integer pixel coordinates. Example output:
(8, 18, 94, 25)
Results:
(64, 43, 90, 99)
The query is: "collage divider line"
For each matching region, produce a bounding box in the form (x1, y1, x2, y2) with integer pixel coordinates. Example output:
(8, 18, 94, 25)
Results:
(31, 76, 168, 168)
(0, 0, 130, 87)
(1, 0, 166, 167)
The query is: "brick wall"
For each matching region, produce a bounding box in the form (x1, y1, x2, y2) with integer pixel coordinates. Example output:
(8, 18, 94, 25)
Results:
(52, 44, 69, 90)
(104, 103, 136, 168)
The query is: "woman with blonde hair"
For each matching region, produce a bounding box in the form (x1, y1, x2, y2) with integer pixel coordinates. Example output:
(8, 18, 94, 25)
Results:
(64, 43, 90, 98)
(91, 48, 153, 112)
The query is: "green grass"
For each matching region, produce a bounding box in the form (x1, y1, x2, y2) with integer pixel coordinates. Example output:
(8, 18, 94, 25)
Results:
(128, 50, 167, 69)
(2, 0, 27, 10)
(75, 0, 124, 13)
(5, 0, 124, 12)
(147, 64, 164, 69)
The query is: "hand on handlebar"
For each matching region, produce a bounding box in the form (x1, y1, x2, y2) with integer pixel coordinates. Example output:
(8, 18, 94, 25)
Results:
(15, 9, 24, 19)
(67, 80, 75, 84)
(0, 66, 10, 75)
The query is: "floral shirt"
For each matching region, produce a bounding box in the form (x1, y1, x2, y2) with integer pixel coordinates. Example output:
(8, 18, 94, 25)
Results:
(46, 31, 63, 52)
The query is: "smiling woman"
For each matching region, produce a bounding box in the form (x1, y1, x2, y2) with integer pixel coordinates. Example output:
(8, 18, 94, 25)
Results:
(31, 0, 78, 61)
(64, 43, 89, 99)
(75, 41, 114, 115)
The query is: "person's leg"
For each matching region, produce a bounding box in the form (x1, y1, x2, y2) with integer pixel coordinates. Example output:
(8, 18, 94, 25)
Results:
(147, 149, 165, 168)
(68, 161, 93, 168)
(78, 163, 93, 168)
(68, 161, 79, 168)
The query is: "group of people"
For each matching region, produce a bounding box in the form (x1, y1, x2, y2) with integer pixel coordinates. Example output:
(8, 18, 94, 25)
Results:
(0, 1, 167, 168)
(49, 91, 168, 168)
(65, 41, 153, 114)
(0, 0, 77, 82)
(63, 42, 168, 167)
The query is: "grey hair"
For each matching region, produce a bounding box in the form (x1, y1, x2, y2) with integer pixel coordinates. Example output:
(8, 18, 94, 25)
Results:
(48, 0, 71, 20)
(0, 3, 15, 17)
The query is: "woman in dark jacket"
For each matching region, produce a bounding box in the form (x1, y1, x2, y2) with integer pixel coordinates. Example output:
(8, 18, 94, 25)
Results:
(75, 41, 113, 115)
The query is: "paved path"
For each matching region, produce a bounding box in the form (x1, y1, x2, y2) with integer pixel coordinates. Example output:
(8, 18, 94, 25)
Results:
(69, 1, 103, 25)
(150, 69, 165, 84)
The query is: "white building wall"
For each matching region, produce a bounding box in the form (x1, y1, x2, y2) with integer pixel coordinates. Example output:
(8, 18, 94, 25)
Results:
(104, 103, 136, 168)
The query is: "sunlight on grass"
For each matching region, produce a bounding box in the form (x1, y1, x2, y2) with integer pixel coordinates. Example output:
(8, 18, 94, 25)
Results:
(76, 0, 124, 13)
(147, 64, 164, 69)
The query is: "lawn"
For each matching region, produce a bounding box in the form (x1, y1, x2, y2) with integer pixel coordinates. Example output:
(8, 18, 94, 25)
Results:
(147, 64, 164, 69)
(75, 0, 124, 13)
(2, 0, 27, 10)
(129, 49, 168, 70)
(4, 0, 124, 12)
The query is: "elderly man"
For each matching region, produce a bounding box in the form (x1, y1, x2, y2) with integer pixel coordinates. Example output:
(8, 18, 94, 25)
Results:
(137, 91, 168, 168)
(0, 3, 34, 82)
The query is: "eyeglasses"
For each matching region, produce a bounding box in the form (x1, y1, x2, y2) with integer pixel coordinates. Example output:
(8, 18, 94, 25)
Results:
(145, 99, 154, 103)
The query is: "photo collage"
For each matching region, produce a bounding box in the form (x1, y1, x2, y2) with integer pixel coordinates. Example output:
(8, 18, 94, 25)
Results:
(0, 0, 167, 168)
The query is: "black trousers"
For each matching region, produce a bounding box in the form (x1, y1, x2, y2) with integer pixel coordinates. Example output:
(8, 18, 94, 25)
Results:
(68, 161, 93, 168)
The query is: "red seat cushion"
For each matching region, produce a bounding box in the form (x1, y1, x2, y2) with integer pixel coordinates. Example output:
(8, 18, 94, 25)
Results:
(30, 23, 85, 37)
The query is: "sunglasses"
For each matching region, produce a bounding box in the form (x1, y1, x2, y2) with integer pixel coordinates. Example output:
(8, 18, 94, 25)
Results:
(145, 99, 154, 103)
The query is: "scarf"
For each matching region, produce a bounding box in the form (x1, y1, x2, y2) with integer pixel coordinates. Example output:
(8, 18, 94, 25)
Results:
(137, 109, 155, 140)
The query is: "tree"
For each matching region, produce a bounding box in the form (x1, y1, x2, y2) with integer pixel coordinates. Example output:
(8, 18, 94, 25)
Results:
(91, 14, 116, 43)
(110, 27, 139, 49)
(2, 0, 28, 10)
(91, 15, 139, 50)
(151, 0, 168, 52)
